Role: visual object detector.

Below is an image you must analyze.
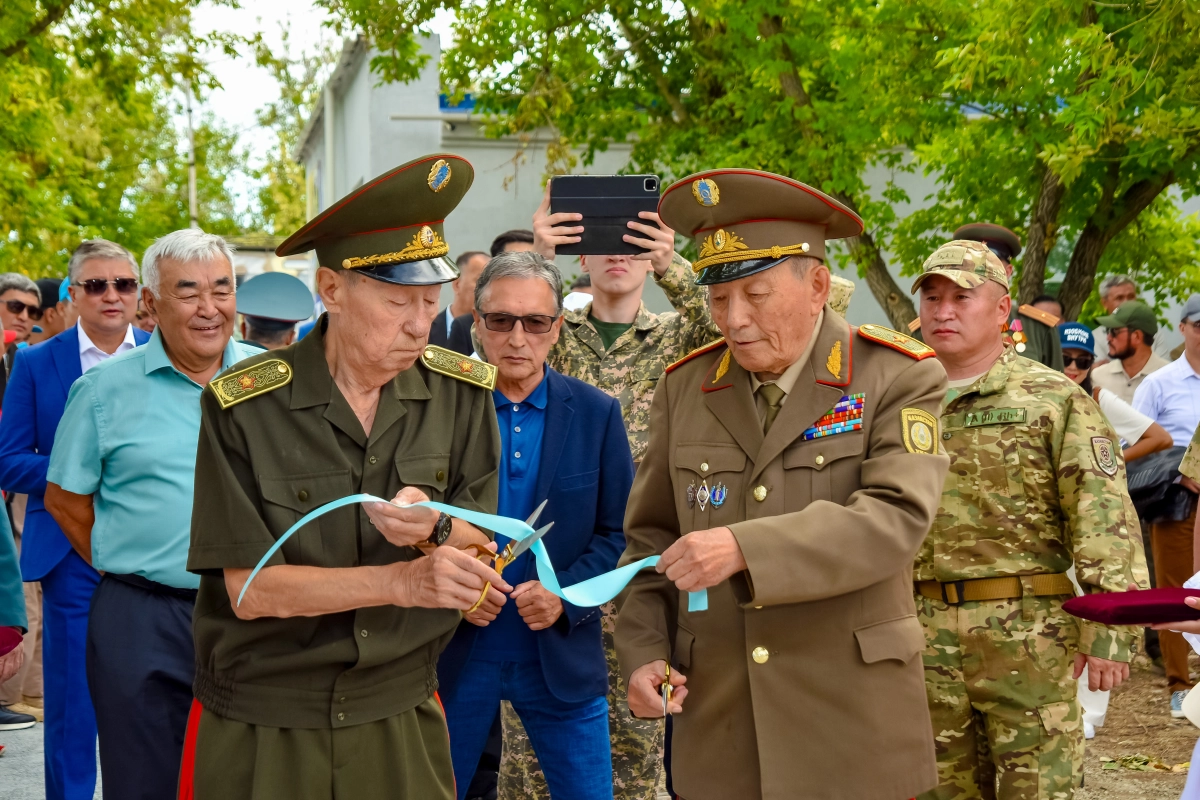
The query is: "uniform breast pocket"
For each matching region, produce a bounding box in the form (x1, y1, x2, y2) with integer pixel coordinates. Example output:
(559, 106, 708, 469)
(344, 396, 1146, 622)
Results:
(395, 453, 451, 502)
(673, 443, 747, 531)
(963, 424, 1027, 519)
(258, 470, 354, 565)
(782, 433, 864, 505)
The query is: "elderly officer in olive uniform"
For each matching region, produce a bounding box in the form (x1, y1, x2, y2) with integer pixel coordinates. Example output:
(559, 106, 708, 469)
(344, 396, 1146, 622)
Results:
(185, 155, 510, 800)
(911, 240, 1147, 800)
(236, 270, 314, 350)
(615, 169, 952, 800)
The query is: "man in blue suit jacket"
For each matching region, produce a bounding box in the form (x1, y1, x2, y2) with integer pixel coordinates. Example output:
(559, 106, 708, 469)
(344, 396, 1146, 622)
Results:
(437, 253, 632, 800)
(0, 239, 147, 800)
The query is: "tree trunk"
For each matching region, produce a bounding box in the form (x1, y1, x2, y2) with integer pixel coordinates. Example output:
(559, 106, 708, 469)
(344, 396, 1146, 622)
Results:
(1017, 165, 1064, 305)
(1057, 223, 1114, 320)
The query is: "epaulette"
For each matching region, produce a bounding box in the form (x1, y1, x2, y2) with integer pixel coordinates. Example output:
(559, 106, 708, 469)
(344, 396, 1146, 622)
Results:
(907, 318, 923, 333)
(1017, 304, 1061, 328)
(858, 324, 936, 360)
(665, 339, 726, 375)
(421, 344, 497, 390)
(210, 359, 293, 410)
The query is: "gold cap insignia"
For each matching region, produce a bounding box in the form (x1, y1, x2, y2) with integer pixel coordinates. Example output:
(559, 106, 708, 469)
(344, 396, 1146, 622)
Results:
(211, 359, 293, 410)
(341, 226, 449, 270)
(422, 344, 497, 390)
(427, 159, 452, 192)
(691, 178, 720, 207)
(901, 408, 938, 455)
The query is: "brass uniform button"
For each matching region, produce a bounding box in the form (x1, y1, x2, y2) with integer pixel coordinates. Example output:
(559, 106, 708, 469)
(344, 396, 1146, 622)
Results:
(700, 462, 709, 473)
(752, 646, 769, 664)
(360, 629, 369, 638)
(436, 470, 446, 481)
(814, 454, 825, 466)
(753, 485, 768, 502)
(337, 712, 345, 721)
(368, 455, 377, 464)
(297, 489, 308, 502)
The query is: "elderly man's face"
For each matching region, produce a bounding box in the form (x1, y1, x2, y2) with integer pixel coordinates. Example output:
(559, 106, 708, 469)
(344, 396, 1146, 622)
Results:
(709, 260, 829, 376)
(322, 268, 440, 375)
(146, 257, 236, 362)
(474, 276, 562, 387)
(581, 254, 653, 298)
(70, 257, 139, 337)
(918, 275, 1011, 362)
(1103, 282, 1137, 312)
(0, 288, 41, 343)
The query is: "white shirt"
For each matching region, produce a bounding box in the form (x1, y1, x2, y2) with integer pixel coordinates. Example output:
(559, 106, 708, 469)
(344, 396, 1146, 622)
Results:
(440, 306, 455, 337)
(78, 322, 137, 374)
(1096, 388, 1153, 447)
(1132, 355, 1200, 446)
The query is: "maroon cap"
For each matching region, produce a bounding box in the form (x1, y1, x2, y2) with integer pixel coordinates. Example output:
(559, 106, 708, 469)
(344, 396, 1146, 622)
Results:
(1063, 588, 1200, 625)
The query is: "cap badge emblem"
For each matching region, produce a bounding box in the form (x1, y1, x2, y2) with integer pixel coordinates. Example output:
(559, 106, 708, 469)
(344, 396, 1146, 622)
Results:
(427, 159, 452, 192)
(699, 229, 747, 261)
(691, 178, 720, 207)
(419, 225, 436, 247)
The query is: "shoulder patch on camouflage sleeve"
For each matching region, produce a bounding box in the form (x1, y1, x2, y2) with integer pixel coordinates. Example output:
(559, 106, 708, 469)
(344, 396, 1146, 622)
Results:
(1092, 436, 1119, 476)
(421, 344, 497, 390)
(665, 338, 726, 375)
(1018, 304, 1061, 328)
(858, 323, 936, 360)
(901, 408, 939, 454)
(210, 359, 293, 410)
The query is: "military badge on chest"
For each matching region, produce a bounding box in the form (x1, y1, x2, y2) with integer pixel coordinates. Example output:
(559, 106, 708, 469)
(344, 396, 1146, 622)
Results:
(686, 479, 728, 510)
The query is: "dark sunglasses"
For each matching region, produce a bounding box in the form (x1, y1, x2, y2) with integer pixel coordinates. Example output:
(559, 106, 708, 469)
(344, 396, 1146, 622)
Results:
(1063, 354, 1094, 369)
(75, 278, 139, 296)
(4, 300, 42, 320)
(479, 312, 558, 334)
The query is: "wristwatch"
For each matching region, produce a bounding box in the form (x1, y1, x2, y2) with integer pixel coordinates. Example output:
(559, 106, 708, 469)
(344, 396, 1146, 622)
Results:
(428, 512, 452, 546)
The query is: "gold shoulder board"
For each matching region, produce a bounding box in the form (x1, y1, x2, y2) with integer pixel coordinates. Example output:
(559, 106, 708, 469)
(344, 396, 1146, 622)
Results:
(421, 345, 497, 391)
(1017, 304, 1061, 328)
(210, 359, 293, 410)
(665, 339, 726, 375)
(858, 324, 936, 361)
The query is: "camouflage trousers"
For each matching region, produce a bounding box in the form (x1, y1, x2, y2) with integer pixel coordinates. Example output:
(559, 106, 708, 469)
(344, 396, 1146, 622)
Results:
(915, 594, 1083, 800)
(498, 601, 665, 800)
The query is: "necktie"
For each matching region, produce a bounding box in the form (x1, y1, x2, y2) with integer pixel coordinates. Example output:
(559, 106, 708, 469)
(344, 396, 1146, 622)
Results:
(758, 383, 786, 434)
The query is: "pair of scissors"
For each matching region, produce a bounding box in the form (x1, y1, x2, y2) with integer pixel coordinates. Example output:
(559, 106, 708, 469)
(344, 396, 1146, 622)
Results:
(466, 499, 554, 614)
(662, 663, 673, 717)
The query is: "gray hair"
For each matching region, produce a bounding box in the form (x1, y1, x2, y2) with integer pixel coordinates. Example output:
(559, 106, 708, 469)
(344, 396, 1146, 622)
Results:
(141, 229, 236, 297)
(1099, 274, 1137, 299)
(475, 251, 564, 315)
(68, 239, 139, 283)
(0, 272, 40, 303)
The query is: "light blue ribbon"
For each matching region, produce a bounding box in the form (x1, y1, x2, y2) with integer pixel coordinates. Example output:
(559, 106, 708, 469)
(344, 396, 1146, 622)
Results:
(237, 494, 708, 613)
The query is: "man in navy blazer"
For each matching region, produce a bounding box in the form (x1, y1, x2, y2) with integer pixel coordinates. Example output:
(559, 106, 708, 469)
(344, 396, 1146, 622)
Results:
(438, 252, 632, 800)
(0, 239, 147, 800)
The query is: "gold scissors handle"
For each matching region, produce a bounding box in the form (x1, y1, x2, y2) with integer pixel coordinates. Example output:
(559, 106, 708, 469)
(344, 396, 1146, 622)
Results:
(466, 544, 513, 614)
(662, 663, 673, 716)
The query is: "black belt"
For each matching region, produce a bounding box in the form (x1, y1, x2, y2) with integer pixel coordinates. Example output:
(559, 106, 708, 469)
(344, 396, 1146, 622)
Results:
(106, 572, 198, 601)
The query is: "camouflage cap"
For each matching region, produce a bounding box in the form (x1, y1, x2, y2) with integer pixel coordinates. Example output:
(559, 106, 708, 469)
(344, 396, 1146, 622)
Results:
(910, 240, 1010, 294)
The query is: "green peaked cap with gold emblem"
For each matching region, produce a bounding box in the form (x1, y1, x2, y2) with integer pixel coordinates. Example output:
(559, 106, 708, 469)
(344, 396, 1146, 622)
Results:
(275, 154, 474, 286)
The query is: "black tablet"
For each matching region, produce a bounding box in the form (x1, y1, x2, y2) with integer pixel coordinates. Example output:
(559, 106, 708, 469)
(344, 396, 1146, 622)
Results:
(549, 175, 661, 256)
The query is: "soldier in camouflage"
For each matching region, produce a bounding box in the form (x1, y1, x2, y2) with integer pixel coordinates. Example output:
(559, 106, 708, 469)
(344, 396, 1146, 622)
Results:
(492, 186, 722, 800)
(911, 240, 1148, 800)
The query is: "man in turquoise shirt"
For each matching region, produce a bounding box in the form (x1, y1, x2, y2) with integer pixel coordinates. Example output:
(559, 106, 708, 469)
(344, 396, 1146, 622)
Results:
(46, 229, 260, 800)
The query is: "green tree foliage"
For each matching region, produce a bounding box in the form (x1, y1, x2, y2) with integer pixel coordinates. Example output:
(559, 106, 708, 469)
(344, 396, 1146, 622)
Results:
(0, 0, 244, 277)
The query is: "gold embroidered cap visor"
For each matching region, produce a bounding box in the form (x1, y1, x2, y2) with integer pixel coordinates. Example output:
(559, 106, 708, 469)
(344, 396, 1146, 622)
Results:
(275, 154, 474, 286)
(658, 169, 863, 286)
(910, 239, 1011, 294)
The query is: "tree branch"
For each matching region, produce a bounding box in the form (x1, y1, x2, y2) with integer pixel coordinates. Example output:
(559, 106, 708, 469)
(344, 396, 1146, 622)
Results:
(1017, 164, 1065, 303)
(1, 1, 75, 59)
(615, 17, 689, 124)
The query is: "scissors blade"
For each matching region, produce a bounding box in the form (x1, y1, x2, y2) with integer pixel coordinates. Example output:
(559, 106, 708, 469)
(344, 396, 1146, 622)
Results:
(524, 499, 548, 528)
(507, 521, 553, 561)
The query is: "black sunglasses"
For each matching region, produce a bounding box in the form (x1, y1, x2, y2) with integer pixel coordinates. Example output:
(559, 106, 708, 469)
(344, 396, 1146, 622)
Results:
(479, 312, 558, 334)
(4, 300, 42, 321)
(75, 278, 139, 296)
(1063, 354, 1094, 369)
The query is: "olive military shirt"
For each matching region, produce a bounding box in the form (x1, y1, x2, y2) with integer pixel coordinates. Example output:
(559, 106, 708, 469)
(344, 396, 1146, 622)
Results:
(187, 317, 500, 729)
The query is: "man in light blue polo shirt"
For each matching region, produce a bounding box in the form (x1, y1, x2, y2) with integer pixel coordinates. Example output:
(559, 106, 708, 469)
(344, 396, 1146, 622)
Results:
(45, 229, 260, 800)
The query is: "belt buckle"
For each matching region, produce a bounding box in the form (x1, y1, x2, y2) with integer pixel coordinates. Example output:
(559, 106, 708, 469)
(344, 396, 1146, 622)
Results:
(942, 580, 967, 605)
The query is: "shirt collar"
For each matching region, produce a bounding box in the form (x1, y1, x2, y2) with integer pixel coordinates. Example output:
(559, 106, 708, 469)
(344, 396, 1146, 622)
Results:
(77, 321, 137, 355)
(143, 325, 244, 377)
(494, 364, 549, 409)
(563, 301, 661, 333)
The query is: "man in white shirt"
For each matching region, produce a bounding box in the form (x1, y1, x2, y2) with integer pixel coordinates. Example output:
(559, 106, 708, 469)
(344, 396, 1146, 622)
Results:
(1132, 294, 1200, 716)
(1091, 300, 1169, 404)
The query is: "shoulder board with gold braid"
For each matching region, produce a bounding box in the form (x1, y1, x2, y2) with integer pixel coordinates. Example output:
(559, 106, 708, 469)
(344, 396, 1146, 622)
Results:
(210, 359, 293, 410)
(1017, 304, 1061, 328)
(665, 339, 726, 375)
(421, 344, 497, 390)
(858, 324, 936, 360)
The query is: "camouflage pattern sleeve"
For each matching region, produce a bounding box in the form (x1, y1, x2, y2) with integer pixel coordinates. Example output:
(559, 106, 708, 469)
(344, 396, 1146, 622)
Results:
(1056, 387, 1148, 661)
(1179, 425, 1200, 482)
(653, 251, 722, 353)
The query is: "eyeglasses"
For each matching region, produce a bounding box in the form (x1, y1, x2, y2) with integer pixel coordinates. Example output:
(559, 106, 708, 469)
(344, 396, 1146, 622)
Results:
(4, 300, 42, 321)
(1105, 327, 1127, 339)
(479, 312, 558, 334)
(1063, 354, 1094, 369)
(75, 278, 139, 296)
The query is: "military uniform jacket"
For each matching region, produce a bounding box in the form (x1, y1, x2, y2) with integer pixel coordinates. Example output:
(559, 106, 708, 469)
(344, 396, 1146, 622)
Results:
(187, 318, 500, 730)
(916, 347, 1148, 660)
(615, 311, 950, 800)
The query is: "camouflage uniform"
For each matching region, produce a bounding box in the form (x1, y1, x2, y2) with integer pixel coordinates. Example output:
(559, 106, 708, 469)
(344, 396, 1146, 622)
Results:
(497, 251, 721, 800)
(1180, 425, 1200, 482)
(916, 348, 1148, 800)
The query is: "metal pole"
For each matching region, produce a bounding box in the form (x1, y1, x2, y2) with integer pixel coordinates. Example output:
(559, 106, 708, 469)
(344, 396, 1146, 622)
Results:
(186, 89, 198, 229)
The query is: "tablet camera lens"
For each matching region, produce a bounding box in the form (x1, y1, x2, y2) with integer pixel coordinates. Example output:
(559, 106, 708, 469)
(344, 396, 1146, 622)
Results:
(645, 177, 658, 193)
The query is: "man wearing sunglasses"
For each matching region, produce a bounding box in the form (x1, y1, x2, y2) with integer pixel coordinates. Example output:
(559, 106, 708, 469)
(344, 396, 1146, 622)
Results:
(1091, 300, 1168, 405)
(0, 239, 148, 800)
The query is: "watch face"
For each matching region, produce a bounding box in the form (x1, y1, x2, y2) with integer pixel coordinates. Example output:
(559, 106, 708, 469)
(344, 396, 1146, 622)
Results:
(435, 513, 452, 545)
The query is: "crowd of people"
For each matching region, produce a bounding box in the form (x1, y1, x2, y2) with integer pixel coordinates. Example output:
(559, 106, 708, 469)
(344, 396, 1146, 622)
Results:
(0, 153, 1198, 800)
